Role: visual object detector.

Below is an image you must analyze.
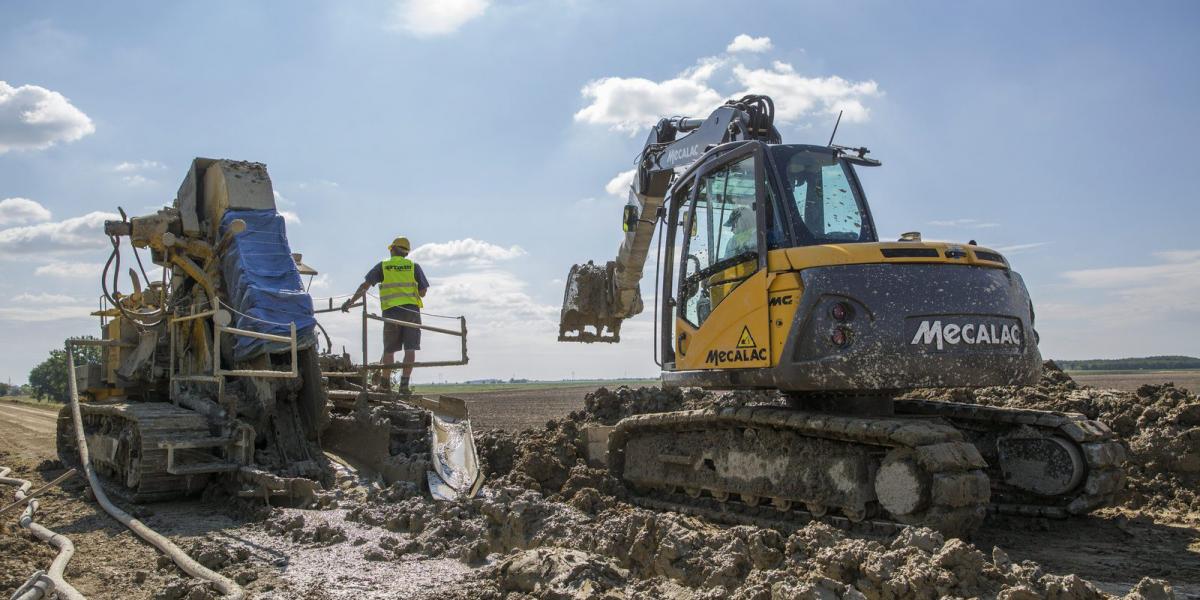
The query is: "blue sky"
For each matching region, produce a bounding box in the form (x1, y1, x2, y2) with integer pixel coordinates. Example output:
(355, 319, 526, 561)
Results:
(1, 1, 1197, 384)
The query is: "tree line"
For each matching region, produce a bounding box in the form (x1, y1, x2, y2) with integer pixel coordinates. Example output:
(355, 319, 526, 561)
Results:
(1056, 355, 1200, 371)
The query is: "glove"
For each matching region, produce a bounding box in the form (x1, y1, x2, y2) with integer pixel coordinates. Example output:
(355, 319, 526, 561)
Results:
(341, 299, 353, 313)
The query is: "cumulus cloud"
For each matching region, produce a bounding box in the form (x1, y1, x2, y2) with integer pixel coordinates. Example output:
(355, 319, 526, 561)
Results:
(727, 34, 772, 53)
(0, 198, 52, 225)
(389, 0, 489, 37)
(0, 211, 118, 258)
(605, 169, 636, 198)
(0, 81, 94, 153)
(429, 270, 558, 328)
(575, 45, 879, 133)
(280, 210, 301, 225)
(731, 62, 879, 123)
(409, 238, 527, 268)
(574, 58, 726, 133)
(34, 261, 105, 278)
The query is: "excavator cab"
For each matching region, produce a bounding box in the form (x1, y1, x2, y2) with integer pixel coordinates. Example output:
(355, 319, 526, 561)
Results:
(661, 142, 878, 375)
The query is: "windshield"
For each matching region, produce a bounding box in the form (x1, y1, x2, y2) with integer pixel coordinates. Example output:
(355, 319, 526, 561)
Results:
(771, 146, 875, 244)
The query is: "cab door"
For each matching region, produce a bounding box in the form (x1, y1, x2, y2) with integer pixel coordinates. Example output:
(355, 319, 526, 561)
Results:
(674, 146, 772, 371)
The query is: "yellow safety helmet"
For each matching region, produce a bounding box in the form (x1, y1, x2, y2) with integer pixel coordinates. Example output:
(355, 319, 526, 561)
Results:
(389, 236, 411, 252)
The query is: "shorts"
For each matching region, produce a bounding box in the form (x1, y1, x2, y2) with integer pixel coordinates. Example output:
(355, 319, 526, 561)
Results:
(382, 307, 421, 352)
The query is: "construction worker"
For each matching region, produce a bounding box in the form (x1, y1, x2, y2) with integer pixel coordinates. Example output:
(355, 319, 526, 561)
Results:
(723, 205, 757, 259)
(342, 236, 428, 395)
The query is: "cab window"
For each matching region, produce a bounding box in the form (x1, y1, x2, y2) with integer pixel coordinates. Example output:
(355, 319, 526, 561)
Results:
(679, 154, 759, 327)
(773, 147, 873, 243)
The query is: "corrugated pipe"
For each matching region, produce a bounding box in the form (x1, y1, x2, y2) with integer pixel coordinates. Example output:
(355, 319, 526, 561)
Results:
(65, 341, 245, 600)
(0, 466, 84, 600)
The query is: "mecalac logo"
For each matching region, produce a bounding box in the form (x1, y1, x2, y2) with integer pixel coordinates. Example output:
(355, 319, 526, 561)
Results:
(911, 320, 1021, 351)
(665, 145, 702, 164)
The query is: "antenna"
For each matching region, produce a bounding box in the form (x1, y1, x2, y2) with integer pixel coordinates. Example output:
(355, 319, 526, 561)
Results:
(827, 110, 844, 146)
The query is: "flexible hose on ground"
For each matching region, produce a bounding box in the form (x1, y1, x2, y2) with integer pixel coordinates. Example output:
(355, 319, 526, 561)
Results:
(65, 342, 245, 600)
(0, 466, 83, 600)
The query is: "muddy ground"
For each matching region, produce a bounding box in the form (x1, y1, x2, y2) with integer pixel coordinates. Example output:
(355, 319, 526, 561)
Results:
(2, 365, 1199, 599)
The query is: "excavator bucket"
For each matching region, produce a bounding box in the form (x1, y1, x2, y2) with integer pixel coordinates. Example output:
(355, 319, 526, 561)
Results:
(559, 261, 622, 343)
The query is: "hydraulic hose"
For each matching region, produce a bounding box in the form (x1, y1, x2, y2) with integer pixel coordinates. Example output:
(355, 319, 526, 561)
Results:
(64, 340, 245, 600)
(0, 466, 83, 600)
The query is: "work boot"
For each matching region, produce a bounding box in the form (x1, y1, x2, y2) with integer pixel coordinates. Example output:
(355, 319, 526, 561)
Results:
(398, 377, 412, 397)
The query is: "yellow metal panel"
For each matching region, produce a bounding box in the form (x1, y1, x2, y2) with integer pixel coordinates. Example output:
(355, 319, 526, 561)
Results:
(675, 270, 770, 370)
(784, 242, 1007, 269)
(766, 273, 803, 365)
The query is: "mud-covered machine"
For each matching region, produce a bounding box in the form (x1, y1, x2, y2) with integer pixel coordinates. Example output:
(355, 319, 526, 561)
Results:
(561, 96, 1126, 535)
(59, 158, 483, 503)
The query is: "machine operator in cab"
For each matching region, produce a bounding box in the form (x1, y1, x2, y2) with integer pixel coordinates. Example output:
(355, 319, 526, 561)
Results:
(343, 236, 429, 395)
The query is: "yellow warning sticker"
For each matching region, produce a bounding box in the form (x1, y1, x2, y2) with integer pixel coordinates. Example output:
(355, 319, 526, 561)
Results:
(736, 326, 756, 349)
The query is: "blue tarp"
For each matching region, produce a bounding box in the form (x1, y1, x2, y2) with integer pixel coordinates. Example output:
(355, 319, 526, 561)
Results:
(219, 209, 317, 361)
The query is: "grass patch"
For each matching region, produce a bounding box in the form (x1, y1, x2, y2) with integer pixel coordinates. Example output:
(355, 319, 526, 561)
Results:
(0, 395, 63, 411)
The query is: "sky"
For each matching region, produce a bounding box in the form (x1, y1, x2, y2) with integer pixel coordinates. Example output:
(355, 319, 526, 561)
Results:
(0, 1, 1197, 384)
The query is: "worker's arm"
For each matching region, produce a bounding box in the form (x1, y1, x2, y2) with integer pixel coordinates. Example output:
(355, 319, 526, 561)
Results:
(341, 281, 371, 312)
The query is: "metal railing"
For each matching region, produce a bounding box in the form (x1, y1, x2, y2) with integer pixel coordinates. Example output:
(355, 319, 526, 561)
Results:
(168, 305, 301, 421)
(311, 296, 468, 391)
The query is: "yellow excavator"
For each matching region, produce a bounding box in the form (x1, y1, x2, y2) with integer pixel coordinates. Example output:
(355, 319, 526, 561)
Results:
(560, 95, 1124, 536)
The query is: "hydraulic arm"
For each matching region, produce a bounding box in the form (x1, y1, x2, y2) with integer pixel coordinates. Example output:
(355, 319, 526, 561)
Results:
(558, 95, 781, 342)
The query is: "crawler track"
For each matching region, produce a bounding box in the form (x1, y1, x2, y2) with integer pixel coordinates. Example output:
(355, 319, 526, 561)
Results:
(56, 402, 215, 502)
(894, 399, 1126, 517)
(609, 406, 991, 538)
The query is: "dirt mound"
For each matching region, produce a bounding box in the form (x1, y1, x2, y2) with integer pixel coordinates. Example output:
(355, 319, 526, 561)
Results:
(568, 385, 784, 426)
(347, 480, 1174, 599)
(905, 361, 1200, 522)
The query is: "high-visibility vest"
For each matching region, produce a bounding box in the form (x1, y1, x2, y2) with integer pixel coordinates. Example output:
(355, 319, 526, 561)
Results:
(379, 256, 423, 310)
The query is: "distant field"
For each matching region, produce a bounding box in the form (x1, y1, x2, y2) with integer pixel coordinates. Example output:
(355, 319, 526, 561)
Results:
(1069, 369, 1199, 395)
(413, 378, 658, 395)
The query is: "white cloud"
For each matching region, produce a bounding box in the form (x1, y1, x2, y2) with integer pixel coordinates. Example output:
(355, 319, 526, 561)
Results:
(0, 211, 118, 258)
(605, 169, 636, 198)
(574, 58, 726, 133)
(1061, 250, 1199, 291)
(11, 292, 77, 303)
(731, 62, 879, 123)
(0, 304, 93, 322)
(0, 290, 92, 322)
(389, 0, 489, 37)
(575, 47, 879, 133)
(409, 238, 527, 268)
(994, 242, 1049, 254)
(0, 198, 52, 225)
(726, 34, 772, 53)
(927, 218, 999, 229)
(0, 80, 94, 153)
(121, 174, 151, 187)
(113, 160, 165, 173)
(34, 261, 105, 278)
(429, 270, 558, 329)
(273, 191, 301, 224)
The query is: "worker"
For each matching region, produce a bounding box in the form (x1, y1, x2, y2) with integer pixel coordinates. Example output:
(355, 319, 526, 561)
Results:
(723, 204, 757, 259)
(342, 236, 428, 395)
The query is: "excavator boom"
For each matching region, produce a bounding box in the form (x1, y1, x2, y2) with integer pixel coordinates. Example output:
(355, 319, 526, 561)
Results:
(558, 96, 780, 342)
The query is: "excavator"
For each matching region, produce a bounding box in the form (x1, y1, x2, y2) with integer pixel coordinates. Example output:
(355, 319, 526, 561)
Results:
(58, 158, 482, 505)
(560, 95, 1125, 536)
